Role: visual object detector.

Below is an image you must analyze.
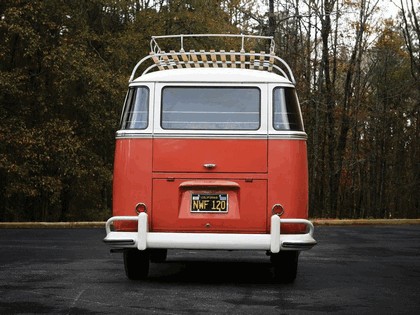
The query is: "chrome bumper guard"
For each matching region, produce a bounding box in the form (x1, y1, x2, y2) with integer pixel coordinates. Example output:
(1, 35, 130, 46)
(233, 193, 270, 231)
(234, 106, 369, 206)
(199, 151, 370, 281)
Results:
(103, 213, 316, 253)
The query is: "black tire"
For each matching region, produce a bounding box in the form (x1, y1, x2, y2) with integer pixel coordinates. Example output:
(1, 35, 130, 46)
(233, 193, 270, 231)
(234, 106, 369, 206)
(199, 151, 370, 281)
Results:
(271, 251, 299, 283)
(150, 249, 168, 263)
(123, 249, 150, 280)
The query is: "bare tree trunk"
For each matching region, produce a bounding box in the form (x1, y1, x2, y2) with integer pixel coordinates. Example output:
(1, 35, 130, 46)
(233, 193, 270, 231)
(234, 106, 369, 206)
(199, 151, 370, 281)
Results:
(319, 0, 337, 216)
(268, 0, 275, 37)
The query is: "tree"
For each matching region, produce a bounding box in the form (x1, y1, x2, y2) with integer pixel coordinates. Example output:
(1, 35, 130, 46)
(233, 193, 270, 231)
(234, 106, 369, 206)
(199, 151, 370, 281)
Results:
(0, 0, 241, 222)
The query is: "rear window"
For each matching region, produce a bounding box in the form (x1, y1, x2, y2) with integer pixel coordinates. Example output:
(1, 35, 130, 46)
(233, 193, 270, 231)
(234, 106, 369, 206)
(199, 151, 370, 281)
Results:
(161, 87, 260, 130)
(120, 87, 149, 129)
(273, 87, 304, 131)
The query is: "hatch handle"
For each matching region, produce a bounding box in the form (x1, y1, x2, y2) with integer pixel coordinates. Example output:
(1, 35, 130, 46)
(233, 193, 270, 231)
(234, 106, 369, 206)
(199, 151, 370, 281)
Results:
(203, 163, 216, 169)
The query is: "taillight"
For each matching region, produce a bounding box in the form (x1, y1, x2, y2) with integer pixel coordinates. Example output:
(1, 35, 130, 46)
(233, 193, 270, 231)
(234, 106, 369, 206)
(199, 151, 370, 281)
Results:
(135, 202, 147, 214)
(272, 204, 284, 216)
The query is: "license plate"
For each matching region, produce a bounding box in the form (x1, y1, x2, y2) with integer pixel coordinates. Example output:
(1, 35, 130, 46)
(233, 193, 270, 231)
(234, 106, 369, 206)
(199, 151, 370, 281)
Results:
(191, 193, 228, 213)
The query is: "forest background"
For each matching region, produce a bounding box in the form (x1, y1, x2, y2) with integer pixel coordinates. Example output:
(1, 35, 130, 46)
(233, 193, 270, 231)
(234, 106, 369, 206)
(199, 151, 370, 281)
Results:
(0, 0, 418, 222)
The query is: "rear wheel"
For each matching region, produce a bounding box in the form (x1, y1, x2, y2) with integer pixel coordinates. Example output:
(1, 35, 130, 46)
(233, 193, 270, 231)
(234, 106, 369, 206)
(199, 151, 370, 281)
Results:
(271, 251, 299, 283)
(150, 249, 168, 263)
(123, 249, 150, 280)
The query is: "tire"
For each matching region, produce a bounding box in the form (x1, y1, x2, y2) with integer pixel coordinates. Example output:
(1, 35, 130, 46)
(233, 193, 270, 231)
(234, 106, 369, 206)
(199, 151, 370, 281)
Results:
(271, 251, 299, 283)
(123, 249, 150, 280)
(150, 249, 168, 263)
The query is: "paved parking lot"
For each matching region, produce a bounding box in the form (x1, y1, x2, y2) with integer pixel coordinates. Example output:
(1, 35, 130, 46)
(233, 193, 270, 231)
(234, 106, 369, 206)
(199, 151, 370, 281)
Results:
(0, 225, 419, 314)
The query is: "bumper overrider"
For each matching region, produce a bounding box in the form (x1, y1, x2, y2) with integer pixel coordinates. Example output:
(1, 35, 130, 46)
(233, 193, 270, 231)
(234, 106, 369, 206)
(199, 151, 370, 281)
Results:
(103, 213, 317, 252)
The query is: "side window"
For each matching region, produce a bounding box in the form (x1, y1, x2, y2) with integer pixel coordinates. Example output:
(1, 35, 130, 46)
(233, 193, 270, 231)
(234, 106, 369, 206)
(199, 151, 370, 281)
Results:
(273, 87, 304, 131)
(121, 87, 149, 129)
(161, 87, 260, 130)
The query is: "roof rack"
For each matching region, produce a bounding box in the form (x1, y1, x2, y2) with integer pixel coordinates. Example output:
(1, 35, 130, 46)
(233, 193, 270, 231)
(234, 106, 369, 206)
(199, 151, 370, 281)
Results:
(129, 34, 295, 84)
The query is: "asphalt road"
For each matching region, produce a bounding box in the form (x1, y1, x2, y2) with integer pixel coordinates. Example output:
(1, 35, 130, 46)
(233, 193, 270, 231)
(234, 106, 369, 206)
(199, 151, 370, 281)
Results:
(0, 225, 419, 314)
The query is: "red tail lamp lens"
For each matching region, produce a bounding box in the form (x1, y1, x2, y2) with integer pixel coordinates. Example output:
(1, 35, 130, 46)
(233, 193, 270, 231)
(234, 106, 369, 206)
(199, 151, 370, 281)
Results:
(135, 202, 147, 214)
(272, 204, 284, 216)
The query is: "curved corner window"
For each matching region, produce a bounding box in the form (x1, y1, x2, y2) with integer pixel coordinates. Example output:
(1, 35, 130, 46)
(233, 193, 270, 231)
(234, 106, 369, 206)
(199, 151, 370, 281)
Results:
(273, 87, 304, 131)
(161, 87, 260, 130)
(120, 87, 149, 129)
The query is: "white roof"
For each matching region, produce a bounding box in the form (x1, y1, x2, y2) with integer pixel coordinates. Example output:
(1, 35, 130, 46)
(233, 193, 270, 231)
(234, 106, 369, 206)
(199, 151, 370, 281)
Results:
(131, 68, 294, 85)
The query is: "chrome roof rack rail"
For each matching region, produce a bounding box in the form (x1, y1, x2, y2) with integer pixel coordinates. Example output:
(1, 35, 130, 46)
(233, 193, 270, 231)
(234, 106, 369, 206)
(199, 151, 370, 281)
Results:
(149, 34, 276, 54)
(129, 34, 295, 84)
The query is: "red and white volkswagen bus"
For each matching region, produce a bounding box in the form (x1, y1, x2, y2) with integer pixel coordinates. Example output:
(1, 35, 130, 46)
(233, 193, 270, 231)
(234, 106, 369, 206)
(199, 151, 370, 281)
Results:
(104, 34, 316, 283)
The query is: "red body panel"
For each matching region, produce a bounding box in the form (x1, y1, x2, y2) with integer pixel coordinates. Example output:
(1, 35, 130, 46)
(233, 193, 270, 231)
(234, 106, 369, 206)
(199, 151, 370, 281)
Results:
(113, 138, 307, 233)
(267, 140, 308, 233)
(112, 138, 152, 230)
(153, 138, 267, 173)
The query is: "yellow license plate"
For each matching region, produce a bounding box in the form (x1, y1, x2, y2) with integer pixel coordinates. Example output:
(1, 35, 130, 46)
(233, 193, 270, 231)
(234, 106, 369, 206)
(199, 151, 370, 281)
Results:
(191, 193, 228, 213)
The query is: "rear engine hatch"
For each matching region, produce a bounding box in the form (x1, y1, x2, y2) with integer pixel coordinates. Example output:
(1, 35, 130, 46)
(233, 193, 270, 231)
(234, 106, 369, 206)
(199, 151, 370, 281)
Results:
(152, 178, 267, 232)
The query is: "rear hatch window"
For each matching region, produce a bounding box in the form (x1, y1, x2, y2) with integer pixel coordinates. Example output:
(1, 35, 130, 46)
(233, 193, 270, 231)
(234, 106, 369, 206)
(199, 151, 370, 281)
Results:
(161, 87, 260, 130)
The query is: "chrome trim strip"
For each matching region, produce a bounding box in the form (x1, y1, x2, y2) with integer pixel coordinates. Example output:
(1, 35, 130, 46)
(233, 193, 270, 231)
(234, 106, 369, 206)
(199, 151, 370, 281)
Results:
(116, 131, 307, 140)
(153, 133, 267, 139)
(268, 133, 307, 140)
(116, 132, 153, 139)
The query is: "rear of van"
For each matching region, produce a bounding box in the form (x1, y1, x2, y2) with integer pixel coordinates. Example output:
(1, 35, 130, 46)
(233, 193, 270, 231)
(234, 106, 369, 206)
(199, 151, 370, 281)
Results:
(104, 35, 316, 282)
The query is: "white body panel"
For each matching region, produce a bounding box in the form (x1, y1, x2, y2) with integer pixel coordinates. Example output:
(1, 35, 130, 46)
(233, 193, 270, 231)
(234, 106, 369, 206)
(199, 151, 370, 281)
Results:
(132, 68, 294, 84)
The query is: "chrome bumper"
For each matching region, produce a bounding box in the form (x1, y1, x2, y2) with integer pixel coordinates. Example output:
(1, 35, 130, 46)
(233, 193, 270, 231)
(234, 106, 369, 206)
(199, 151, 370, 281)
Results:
(103, 213, 317, 253)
